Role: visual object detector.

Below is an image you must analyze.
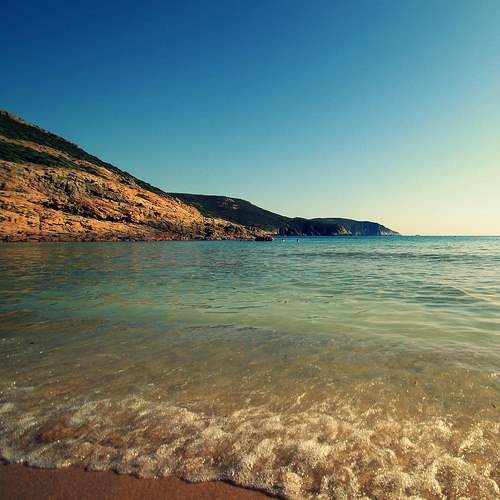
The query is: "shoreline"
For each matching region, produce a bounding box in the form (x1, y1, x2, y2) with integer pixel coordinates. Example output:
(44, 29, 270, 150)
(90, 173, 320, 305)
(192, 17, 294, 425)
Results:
(0, 463, 277, 500)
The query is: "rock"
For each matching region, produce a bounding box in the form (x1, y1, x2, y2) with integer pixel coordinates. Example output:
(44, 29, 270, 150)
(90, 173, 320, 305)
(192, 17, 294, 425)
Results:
(0, 111, 272, 242)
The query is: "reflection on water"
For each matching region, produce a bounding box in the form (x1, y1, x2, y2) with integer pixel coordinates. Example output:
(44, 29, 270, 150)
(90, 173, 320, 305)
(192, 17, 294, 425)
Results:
(1, 237, 500, 498)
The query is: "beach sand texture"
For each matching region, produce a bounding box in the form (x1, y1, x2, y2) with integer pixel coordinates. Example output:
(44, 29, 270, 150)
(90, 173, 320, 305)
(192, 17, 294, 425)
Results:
(0, 463, 276, 499)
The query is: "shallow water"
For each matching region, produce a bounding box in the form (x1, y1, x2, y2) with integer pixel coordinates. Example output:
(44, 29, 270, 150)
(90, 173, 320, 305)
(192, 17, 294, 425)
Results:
(1, 237, 500, 499)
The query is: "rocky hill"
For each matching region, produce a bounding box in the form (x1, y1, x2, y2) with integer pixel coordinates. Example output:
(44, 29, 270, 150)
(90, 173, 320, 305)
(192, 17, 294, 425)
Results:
(0, 110, 268, 242)
(312, 218, 399, 236)
(0, 110, 399, 242)
(171, 193, 399, 236)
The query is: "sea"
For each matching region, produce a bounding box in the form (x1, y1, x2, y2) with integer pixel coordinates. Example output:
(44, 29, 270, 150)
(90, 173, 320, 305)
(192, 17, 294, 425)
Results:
(1, 236, 499, 499)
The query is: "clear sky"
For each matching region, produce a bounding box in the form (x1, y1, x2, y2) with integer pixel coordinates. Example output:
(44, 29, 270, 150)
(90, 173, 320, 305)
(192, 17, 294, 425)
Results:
(1, 1, 499, 235)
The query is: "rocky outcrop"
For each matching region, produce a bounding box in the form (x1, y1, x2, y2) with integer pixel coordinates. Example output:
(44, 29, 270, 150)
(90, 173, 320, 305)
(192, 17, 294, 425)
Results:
(312, 218, 400, 236)
(0, 111, 269, 242)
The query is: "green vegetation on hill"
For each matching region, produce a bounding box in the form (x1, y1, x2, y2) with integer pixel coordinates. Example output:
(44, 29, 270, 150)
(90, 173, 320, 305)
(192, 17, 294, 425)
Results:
(168, 193, 286, 229)
(169, 193, 348, 236)
(0, 110, 168, 198)
(1, 111, 114, 169)
(0, 140, 72, 169)
(170, 193, 400, 236)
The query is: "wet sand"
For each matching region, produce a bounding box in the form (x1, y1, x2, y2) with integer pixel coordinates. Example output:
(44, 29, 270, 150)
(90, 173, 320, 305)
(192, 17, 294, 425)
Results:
(0, 463, 276, 500)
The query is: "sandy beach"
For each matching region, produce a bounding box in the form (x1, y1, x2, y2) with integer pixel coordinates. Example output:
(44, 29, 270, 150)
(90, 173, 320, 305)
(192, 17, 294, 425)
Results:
(0, 463, 276, 500)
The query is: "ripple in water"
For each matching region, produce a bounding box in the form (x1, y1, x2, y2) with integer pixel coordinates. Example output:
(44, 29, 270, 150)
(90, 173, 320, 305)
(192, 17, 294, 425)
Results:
(1, 237, 500, 498)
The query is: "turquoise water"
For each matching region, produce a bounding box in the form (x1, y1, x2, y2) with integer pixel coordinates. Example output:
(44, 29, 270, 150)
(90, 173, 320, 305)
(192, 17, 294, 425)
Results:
(1, 237, 500, 498)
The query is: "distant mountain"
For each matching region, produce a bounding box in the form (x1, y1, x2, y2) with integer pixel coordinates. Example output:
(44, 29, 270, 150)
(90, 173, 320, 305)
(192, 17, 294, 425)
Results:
(0, 109, 399, 242)
(0, 110, 268, 242)
(170, 194, 399, 236)
(169, 193, 349, 236)
(312, 218, 400, 236)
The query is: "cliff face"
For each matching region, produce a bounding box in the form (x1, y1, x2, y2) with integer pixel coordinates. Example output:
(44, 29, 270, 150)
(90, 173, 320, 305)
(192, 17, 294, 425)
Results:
(0, 111, 267, 242)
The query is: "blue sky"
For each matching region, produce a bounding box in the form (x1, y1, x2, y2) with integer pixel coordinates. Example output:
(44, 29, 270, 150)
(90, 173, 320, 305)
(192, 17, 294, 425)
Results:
(1, 1, 499, 235)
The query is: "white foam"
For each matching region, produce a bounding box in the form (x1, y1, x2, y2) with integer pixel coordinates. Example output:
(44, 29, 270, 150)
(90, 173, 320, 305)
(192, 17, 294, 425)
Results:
(2, 385, 500, 499)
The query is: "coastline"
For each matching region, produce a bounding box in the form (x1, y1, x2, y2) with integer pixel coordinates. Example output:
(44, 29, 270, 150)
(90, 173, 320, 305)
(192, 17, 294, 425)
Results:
(0, 463, 277, 500)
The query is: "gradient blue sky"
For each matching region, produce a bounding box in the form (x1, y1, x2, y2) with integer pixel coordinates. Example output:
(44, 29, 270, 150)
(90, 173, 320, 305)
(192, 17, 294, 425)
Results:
(2, 1, 499, 235)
